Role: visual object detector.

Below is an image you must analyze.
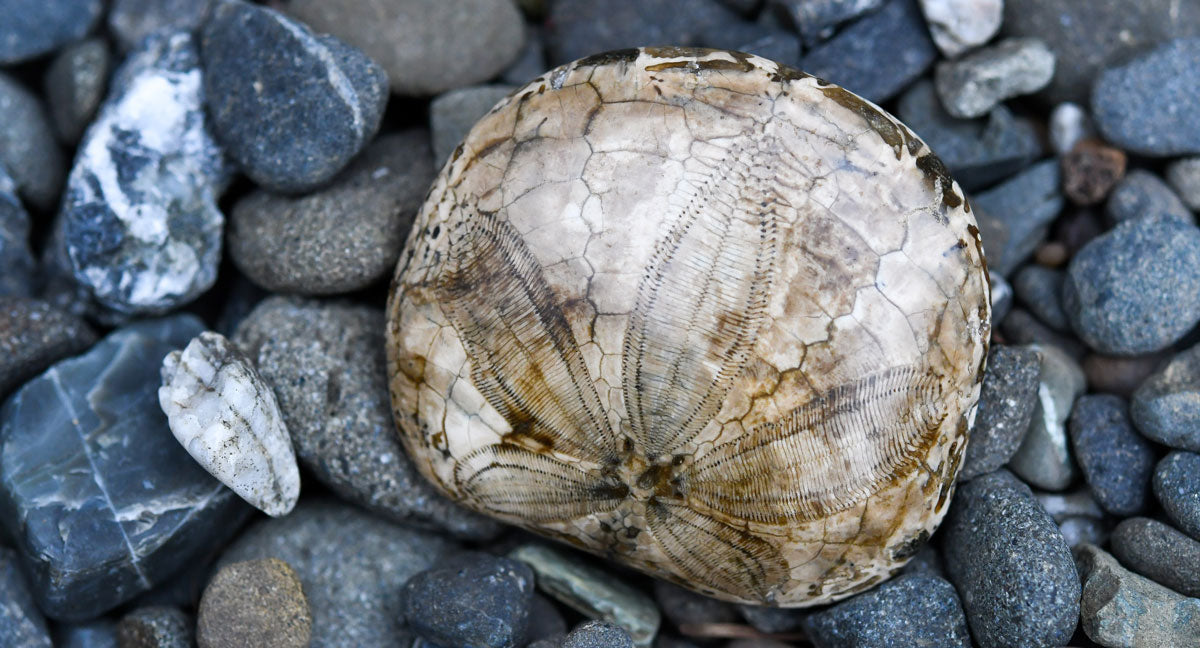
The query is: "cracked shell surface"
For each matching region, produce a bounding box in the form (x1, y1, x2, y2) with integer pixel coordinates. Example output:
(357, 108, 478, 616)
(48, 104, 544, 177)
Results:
(385, 47, 990, 607)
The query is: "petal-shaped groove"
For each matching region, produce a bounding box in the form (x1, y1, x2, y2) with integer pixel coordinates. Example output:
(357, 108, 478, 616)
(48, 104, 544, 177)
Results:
(622, 139, 780, 458)
(438, 209, 618, 464)
(455, 444, 627, 523)
(647, 499, 786, 602)
(684, 365, 946, 524)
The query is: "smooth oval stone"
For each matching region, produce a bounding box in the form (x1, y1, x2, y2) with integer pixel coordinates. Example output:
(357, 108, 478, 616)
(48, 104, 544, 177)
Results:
(1131, 343, 1200, 452)
(1092, 38, 1200, 156)
(0, 0, 103, 64)
(1153, 451, 1200, 541)
(1111, 517, 1200, 598)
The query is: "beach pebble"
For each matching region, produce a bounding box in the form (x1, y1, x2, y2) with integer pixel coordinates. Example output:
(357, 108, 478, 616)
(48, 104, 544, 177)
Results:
(42, 38, 110, 143)
(0, 0, 103, 64)
(1092, 38, 1200, 156)
(116, 607, 193, 648)
(1061, 140, 1127, 206)
(0, 547, 53, 648)
(107, 0, 212, 52)
(0, 297, 96, 398)
(1075, 543, 1200, 647)
(1106, 169, 1193, 224)
(430, 85, 517, 166)
(545, 0, 735, 66)
(918, 0, 1002, 58)
(1013, 266, 1068, 331)
(1131, 343, 1200, 452)
(402, 553, 535, 648)
(970, 160, 1064, 276)
(1111, 517, 1200, 598)
(0, 72, 64, 211)
(960, 345, 1040, 481)
(770, 0, 885, 46)
(1007, 344, 1085, 491)
(196, 558, 312, 648)
(1068, 394, 1157, 515)
(0, 166, 34, 298)
(561, 621, 635, 648)
(1153, 451, 1200, 541)
(1167, 156, 1200, 211)
(934, 37, 1055, 119)
(803, 573, 971, 648)
(1049, 102, 1092, 155)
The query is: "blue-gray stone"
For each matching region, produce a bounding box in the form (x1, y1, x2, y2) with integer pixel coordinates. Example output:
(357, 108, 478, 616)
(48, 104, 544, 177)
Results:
(1106, 169, 1194, 224)
(43, 38, 111, 144)
(56, 620, 119, 648)
(0, 164, 34, 298)
(402, 552, 536, 648)
(698, 20, 801, 67)
(770, 0, 885, 46)
(942, 469, 1080, 648)
(1092, 38, 1200, 156)
(1068, 394, 1157, 516)
(562, 621, 635, 648)
(501, 27, 548, 86)
(897, 80, 1041, 192)
(108, 0, 213, 52)
(1006, 343, 1085, 491)
(61, 32, 230, 316)
(217, 499, 457, 648)
(960, 345, 1040, 481)
(1013, 265, 1068, 332)
(1063, 215, 1200, 354)
(526, 595, 568, 645)
(1131, 343, 1200, 452)
(201, 0, 388, 193)
(430, 86, 518, 167)
(803, 573, 971, 648)
(0, 72, 64, 211)
(801, 0, 937, 104)
(1154, 451, 1200, 541)
(970, 160, 1064, 277)
(0, 0, 103, 64)
(998, 309, 1086, 360)
(116, 606, 192, 648)
(1075, 543, 1200, 647)
(545, 0, 738, 67)
(0, 297, 96, 400)
(0, 314, 250, 621)
(1111, 517, 1200, 598)
(0, 546, 53, 647)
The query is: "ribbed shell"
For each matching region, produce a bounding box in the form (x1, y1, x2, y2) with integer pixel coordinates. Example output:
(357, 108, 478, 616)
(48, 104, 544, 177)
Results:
(386, 47, 990, 607)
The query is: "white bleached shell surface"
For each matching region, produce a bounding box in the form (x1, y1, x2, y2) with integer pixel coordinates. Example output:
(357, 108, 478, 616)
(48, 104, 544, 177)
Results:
(386, 47, 990, 606)
(159, 331, 299, 516)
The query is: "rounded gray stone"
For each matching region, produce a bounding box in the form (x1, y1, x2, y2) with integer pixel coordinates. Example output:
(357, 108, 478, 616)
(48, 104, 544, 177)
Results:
(1167, 156, 1200, 211)
(107, 0, 212, 52)
(1106, 169, 1193, 224)
(43, 37, 110, 143)
(0, 297, 97, 399)
(561, 621, 634, 648)
(1111, 517, 1200, 598)
(430, 85, 518, 166)
(1131, 343, 1200, 452)
(0, 0, 103, 64)
(1092, 38, 1200, 156)
(959, 345, 1040, 481)
(1153, 451, 1200, 541)
(802, 573, 971, 648)
(1067, 394, 1157, 516)
(0, 72, 64, 211)
(934, 37, 1056, 119)
(116, 606, 193, 648)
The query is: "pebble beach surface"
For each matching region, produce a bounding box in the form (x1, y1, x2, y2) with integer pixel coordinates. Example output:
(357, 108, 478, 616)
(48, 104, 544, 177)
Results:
(2, 1, 1199, 647)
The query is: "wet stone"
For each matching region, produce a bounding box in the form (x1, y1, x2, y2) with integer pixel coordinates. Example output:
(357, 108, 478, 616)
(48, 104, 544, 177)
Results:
(61, 32, 230, 316)
(229, 131, 436, 295)
(1092, 38, 1200, 157)
(1013, 266, 1068, 331)
(233, 297, 499, 540)
(1167, 157, 1200, 211)
(1068, 394, 1157, 515)
(918, 0, 1003, 58)
(1111, 517, 1200, 598)
(0, 0, 103, 64)
(1007, 344, 1085, 491)
(0, 72, 64, 211)
(0, 165, 34, 298)
(800, 0, 938, 104)
(1106, 169, 1193, 224)
(430, 86, 518, 167)
(561, 621, 635, 648)
(196, 558, 312, 648)
(1061, 140, 1127, 206)
(971, 160, 1064, 277)
(802, 573, 971, 648)
(959, 344, 1041, 481)
(1075, 543, 1200, 647)
(402, 553, 536, 648)
(768, 0, 885, 46)
(107, 0, 213, 52)
(0, 297, 96, 399)
(942, 470, 1081, 648)
(202, 1, 388, 193)
(545, 0, 736, 67)
(43, 38, 110, 143)
(0, 546, 52, 647)
(1153, 451, 1200, 541)
(1131, 343, 1200, 452)
(934, 37, 1056, 119)
(117, 607, 192, 648)
(0, 315, 249, 621)
(1049, 102, 1092, 156)
(1063, 215, 1200, 354)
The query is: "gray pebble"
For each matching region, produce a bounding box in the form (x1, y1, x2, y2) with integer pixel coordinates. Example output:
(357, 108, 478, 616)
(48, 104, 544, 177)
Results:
(196, 558, 312, 648)
(1111, 517, 1200, 598)
(1131, 342, 1200, 452)
(526, 595, 568, 645)
(653, 581, 738, 630)
(737, 603, 807, 634)
(935, 37, 1056, 119)
(1068, 394, 1157, 515)
(0, 72, 64, 211)
(1106, 169, 1194, 224)
(803, 573, 971, 648)
(0, 546, 53, 648)
(900, 544, 944, 577)
(116, 607, 192, 648)
(0, 297, 96, 399)
(561, 621, 634, 648)
(998, 308, 1086, 360)
(960, 345, 1041, 481)
(501, 27, 548, 86)
(402, 553, 535, 648)
(1075, 543, 1200, 647)
(545, 0, 736, 67)
(107, 0, 212, 52)
(430, 85, 518, 166)
(971, 159, 1064, 277)
(943, 470, 1080, 648)
(1013, 265, 1068, 331)
(0, 0, 103, 64)
(1092, 38, 1200, 156)
(988, 271, 1013, 326)
(1167, 156, 1200, 211)
(1034, 488, 1106, 523)
(1063, 215, 1200, 354)
(229, 131, 436, 295)
(42, 37, 109, 143)
(917, 0, 1003, 58)
(1049, 102, 1092, 156)
(698, 20, 801, 66)
(768, 0, 884, 47)
(0, 164, 33, 298)
(1007, 344, 1085, 491)
(1153, 451, 1200, 541)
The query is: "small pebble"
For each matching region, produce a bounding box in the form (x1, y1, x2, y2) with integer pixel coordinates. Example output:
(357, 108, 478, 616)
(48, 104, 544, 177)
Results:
(1092, 38, 1200, 156)
(0, 547, 53, 647)
(116, 607, 193, 648)
(1167, 156, 1200, 211)
(561, 621, 635, 648)
(0, 0, 103, 64)
(1153, 451, 1200, 541)
(288, 0, 526, 96)
(1106, 169, 1194, 224)
(1131, 343, 1200, 452)
(971, 159, 1064, 276)
(959, 344, 1041, 481)
(769, 0, 884, 46)
(802, 573, 972, 648)
(943, 469, 1080, 648)
(1063, 214, 1200, 354)
(402, 553, 535, 648)
(998, 308, 1086, 360)
(1052, 209, 1105, 257)
(1111, 517, 1200, 598)
(1083, 352, 1166, 397)
(0, 166, 34, 298)
(1008, 344, 1085, 491)
(934, 37, 1055, 119)
(1075, 543, 1200, 647)
(1032, 241, 1069, 267)
(1049, 102, 1092, 155)
(526, 595, 568, 645)
(0, 72, 64, 211)
(800, 0, 938, 104)
(107, 0, 212, 52)
(197, 558, 312, 648)
(1068, 394, 1157, 515)
(430, 85, 518, 166)
(917, 0, 1003, 58)
(545, 0, 735, 66)
(42, 38, 109, 143)
(202, 0, 388, 193)
(1013, 266, 1068, 331)
(0, 297, 96, 398)
(1061, 139, 1127, 206)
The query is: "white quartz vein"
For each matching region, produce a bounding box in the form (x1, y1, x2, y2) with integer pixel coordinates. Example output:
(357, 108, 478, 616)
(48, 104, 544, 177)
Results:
(272, 13, 365, 142)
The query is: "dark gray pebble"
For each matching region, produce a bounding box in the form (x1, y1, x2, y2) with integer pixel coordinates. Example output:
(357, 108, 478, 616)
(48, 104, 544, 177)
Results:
(1111, 516, 1200, 598)
(0, 297, 96, 399)
(959, 344, 1040, 481)
(0, 0, 103, 64)
(770, 0, 885, 47)
(697, 19, 801, 64)
(0, 546, 52, 647)
(545, 0, 737, 67)
(1153, 451, 1200, 541)
(1068, 394, 1157, 515)
(1083, 352, 1167, 398)
(56, 620, 118, 648)
(403, 553, 535, 648)
(1092, 38, 1200, 156)
(42, 38, 109, 143)
(0, 165, 33, 298)
(971, 160, 1064, 277)
(998, 309, 1085, 360)
(501, 27, 548, 86)
(430, 85, 518, 166)
(654, 581, 738, 630)
(116, 607, 192, 648)
(737, 604, 806, 634)
(526, 595, 568, 645)
(803, 573, 971, 648)
(1013, 266, 1068, 331)
(561, 621, 634, 648)
(0, 72, 64, 211)
(1131, 343, 1200, 452)
(1106, 169, 1193, 224)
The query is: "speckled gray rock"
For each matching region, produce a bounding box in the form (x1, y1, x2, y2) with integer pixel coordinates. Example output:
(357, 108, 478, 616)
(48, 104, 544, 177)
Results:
(508, 544, 660, 648)
(918, 0, 1003, 57)
(0, 0, 103, 64)
(769, 0, 884, 46)
(1068, 394, 1156, 515)
(960, 345, 1040, 481)
(1063, 215, 1200, 354)
(561, 621, 635, 648)
(1111, 517, 1200, 598)
(1106, 169, 1193, 224)
(117, 607, 192, 648)
(0, 72, 64, 211)
(900, 545, 945, 577)
(1131, 343, 1200, 452)
(802, 573, 971, 648)
(935, 38, 1055, 119)
(1008, 344, 1085, 491)
(0, 165, 33, 298)
(1014, 266, 1068, 331)
(545, 0, 735, 67)
(1167, 157, 1200, 211)
(217, 500, 455, 648)
(1154, 451, 1200, 541)
(430, 85, 518, 166)
(229, 131, 436, 295)
(896, 80, 1041, 192)
(1075, 543, 1200, 648)
(197, 558, 312, 648)
(232, 297, 498, 540)
(402, 553, 535, 648)
(0, 547, 52, 648)
(971, 160, 1064, 276)
(107, 0, 213, 52)
(288, 0, 525, 96)
(1049, 102, 1092, 155)
(201, 0, 388, 193)
(943, 469, 1080, 648)
(43, 38, 110, 143)
(801, 0, 937, 103)
(0, 297, 96, 398)
(61, 32, 230, 316)
(1092, 38, 1200, 157)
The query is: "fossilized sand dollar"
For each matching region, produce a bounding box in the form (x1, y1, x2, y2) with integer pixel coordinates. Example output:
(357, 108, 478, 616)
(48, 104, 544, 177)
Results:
(386, 47, 990, 606)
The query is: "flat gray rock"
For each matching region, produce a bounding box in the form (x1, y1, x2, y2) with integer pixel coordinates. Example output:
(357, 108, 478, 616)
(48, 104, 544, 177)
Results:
(1092, 38, 1200, 156)
(43, 38, 110, 143)
(0, 0, 103, 64)
(1076, 543, 1200, 647)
